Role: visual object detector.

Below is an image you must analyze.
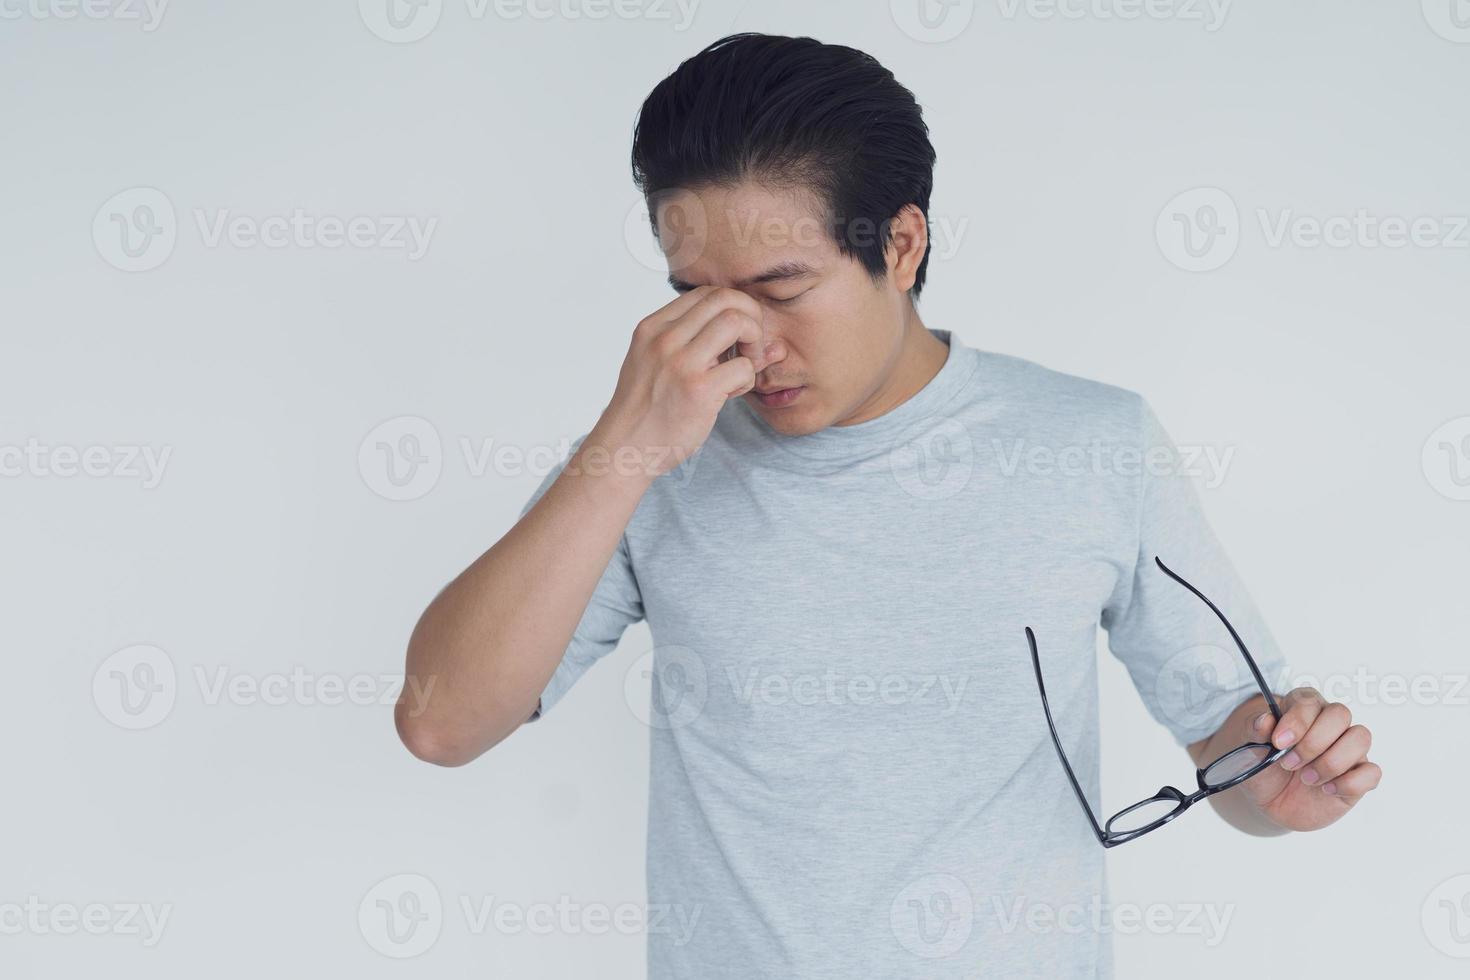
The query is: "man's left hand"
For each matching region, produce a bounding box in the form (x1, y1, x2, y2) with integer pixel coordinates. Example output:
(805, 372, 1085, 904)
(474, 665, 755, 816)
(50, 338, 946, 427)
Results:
(1198, 688, 1382, 832)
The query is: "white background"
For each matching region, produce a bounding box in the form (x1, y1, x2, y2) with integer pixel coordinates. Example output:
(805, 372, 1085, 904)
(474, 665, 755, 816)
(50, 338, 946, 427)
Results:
(3, 0, 1467, 976)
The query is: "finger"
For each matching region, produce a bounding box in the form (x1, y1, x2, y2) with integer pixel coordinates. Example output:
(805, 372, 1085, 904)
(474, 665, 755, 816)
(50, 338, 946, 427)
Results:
(1268, 687, 1326, 755)
(668, 287, 764, 347)
(1247, 697, 1278, 743)
(642, 283, 723, 332)
(1321, 760, 1382, 801)
(730, 317, 770, 374)
(1296, 723, 1371, 787)
(687, 308, 763, 368)
(709, 355, 757, 398)
(1279, 700, 1352, 772)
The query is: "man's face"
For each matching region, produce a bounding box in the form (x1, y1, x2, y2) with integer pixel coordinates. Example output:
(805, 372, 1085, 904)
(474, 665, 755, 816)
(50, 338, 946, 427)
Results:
(654, 181, 912, 436)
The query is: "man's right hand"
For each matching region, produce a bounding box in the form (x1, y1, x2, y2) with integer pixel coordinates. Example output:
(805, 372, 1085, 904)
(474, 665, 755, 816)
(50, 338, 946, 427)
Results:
(596, 285, 770, 476)
(397, 286, 770, 766)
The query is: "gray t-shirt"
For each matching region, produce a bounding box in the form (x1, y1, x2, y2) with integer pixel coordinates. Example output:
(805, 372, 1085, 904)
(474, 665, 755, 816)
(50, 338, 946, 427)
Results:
(520, 329, 1287, 978)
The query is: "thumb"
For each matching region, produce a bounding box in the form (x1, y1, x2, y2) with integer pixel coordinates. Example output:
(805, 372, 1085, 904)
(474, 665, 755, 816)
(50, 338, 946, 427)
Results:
(739, 307, 772, 374)
(1250, 707, 1276, 743)
(734, 336, 771, 374)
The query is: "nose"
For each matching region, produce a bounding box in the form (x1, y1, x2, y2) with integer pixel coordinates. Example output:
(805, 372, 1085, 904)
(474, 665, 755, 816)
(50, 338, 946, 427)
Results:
(753, 336, 788, 374)
(734, 333, 786, 373)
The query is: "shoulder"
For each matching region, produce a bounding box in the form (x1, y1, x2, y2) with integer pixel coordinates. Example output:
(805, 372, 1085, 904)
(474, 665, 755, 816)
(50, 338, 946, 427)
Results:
(969, 348, 1149, 443)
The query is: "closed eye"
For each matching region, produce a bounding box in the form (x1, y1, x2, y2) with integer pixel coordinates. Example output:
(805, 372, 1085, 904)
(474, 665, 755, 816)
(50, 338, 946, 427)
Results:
(769, 290, 810, 305)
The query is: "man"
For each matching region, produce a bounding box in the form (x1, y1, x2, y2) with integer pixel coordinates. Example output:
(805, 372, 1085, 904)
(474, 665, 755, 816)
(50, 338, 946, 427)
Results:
(396, 33, 1380, 978)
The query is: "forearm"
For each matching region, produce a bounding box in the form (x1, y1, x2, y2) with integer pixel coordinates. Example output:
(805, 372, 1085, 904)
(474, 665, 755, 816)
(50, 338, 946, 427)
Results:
(397, 419, 652, 765)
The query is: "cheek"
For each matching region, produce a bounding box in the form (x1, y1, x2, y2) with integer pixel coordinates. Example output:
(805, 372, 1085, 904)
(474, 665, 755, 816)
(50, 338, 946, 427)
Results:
(788, 299, 878, 376)
(778, 299, 850, 362)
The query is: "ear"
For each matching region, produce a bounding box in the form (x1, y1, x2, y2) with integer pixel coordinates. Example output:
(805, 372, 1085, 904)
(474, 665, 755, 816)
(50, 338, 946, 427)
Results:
(884, 203, 930, 294)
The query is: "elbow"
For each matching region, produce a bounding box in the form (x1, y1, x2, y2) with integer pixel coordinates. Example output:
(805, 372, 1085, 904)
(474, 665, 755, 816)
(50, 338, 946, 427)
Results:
(394, 699, 481, 768)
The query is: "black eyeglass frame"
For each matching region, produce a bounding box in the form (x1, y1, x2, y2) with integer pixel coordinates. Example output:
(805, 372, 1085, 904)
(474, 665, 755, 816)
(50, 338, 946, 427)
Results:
(1026, 556, 1287, 848)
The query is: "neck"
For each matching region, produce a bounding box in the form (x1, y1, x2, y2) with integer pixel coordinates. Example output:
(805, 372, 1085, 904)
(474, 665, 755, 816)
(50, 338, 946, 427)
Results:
(836, 312, 949, 427)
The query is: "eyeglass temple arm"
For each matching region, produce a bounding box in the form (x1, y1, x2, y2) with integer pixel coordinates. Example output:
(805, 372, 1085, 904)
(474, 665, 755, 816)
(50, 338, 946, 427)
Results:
(1152, 556, 1283, 720)
(1026, 627, 1107, 845)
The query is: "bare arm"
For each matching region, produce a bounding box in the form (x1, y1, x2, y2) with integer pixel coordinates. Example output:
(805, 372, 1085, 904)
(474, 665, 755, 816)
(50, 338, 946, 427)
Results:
(395, 425, 654, 765)
(395, 286, 769, 766)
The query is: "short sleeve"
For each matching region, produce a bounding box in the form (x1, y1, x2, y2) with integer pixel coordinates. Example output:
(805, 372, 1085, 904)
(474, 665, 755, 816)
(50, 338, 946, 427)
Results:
(1102, 397, 1290, 748)
(518, 437, 645, 721)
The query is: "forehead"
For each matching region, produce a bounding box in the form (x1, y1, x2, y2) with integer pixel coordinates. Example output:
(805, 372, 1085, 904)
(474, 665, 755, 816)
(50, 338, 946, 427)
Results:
(652, 180, 835, 284)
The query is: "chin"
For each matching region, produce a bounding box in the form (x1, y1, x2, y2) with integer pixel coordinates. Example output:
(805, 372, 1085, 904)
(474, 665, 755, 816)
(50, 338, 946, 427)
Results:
(751, 401, 828, 436)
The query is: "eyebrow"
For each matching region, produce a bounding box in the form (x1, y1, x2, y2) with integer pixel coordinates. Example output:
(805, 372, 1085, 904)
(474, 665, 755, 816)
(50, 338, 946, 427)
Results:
(668, 260, 819, 293)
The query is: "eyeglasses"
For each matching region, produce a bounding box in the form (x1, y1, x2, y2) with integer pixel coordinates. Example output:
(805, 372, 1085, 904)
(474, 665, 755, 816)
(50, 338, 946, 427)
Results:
(1026, 556, 1286, 848)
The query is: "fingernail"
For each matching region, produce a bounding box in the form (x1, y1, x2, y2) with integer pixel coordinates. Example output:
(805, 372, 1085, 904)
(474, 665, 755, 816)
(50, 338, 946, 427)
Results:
(1275, 729, 1295, 748)
(1281, 751, 1301, 770)
(1253, 712, 1270, 730)
(1300, 768, 1319, 785)
(1322, 782, 1337, 795)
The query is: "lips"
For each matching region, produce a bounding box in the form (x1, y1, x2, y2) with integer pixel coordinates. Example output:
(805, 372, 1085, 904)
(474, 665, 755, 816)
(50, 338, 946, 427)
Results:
(752, 385, 805, 409)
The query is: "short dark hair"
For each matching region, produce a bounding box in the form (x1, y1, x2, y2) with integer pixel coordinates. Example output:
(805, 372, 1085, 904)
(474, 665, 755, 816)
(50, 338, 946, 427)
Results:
(631, 33, 938, 299)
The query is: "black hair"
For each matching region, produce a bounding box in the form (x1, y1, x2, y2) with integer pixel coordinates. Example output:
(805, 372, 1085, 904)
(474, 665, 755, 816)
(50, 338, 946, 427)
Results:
(630, 33, 938, 299)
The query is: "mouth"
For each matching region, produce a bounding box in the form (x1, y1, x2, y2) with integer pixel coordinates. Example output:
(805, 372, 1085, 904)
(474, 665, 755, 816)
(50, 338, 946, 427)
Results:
(751, 385, 805, 409)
